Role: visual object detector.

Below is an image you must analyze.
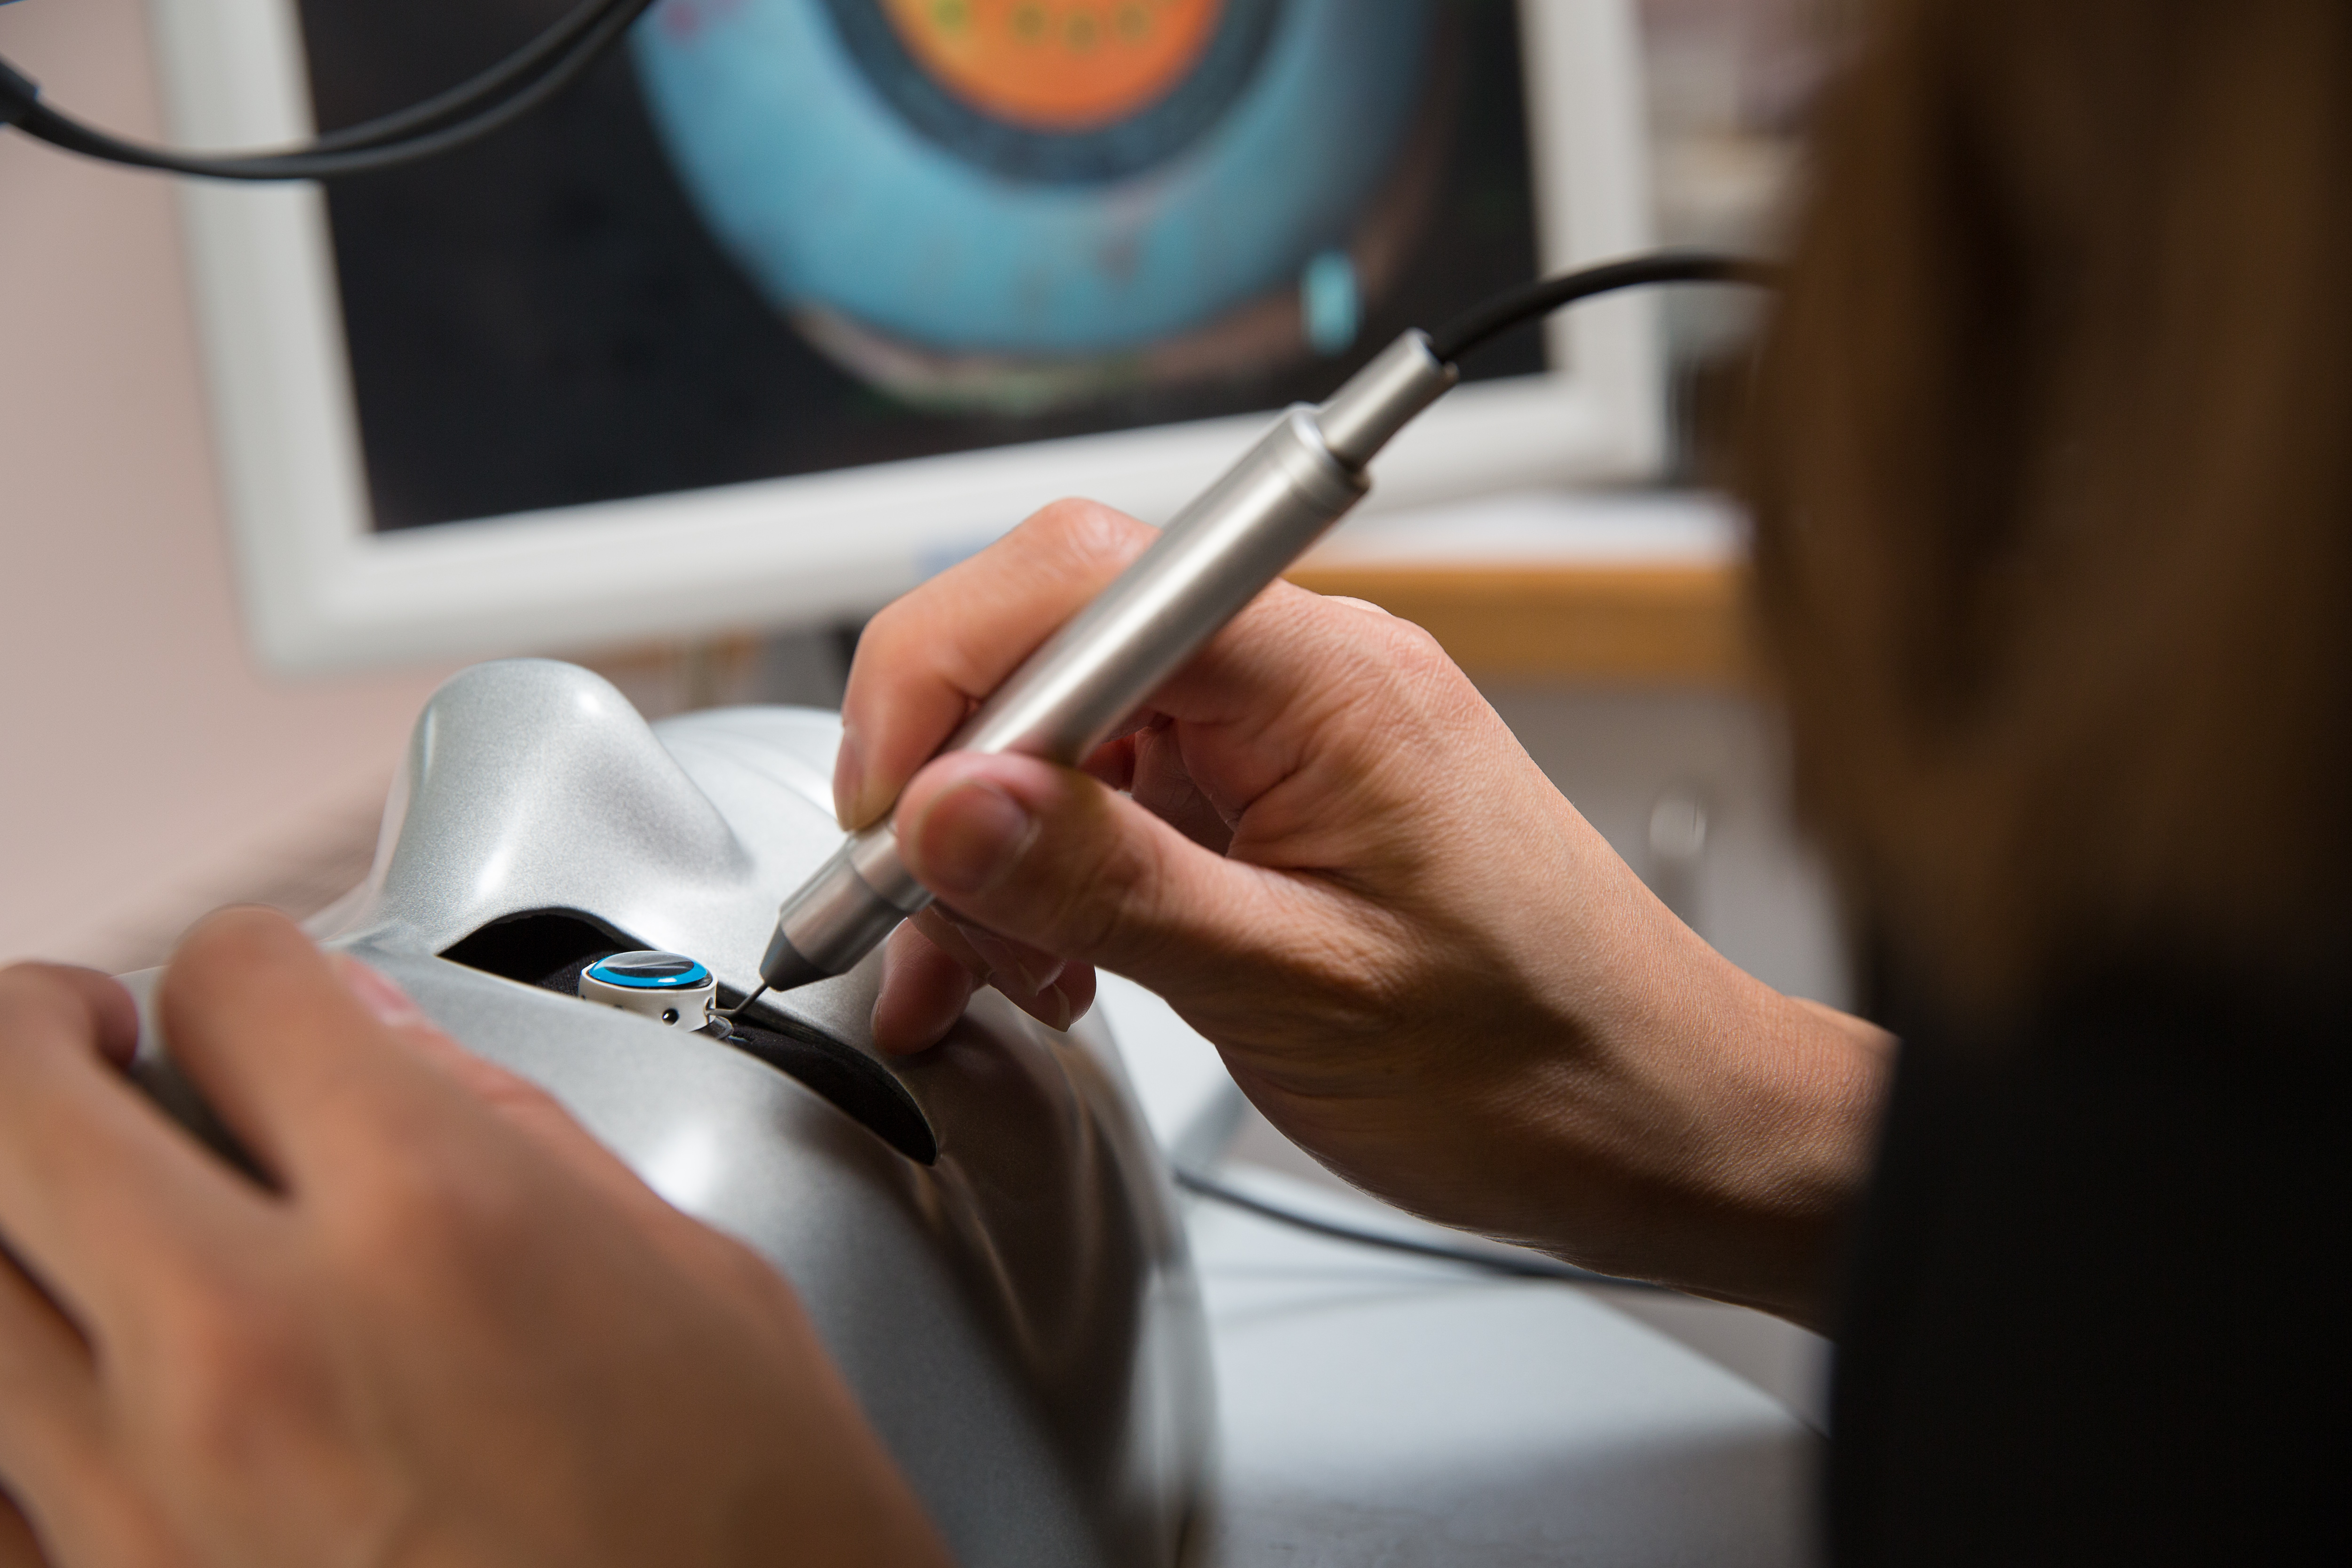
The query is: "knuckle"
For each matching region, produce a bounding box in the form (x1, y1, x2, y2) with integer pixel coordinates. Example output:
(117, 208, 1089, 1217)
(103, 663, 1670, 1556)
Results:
(1374, 613, 1456, 678)
(856, 594, 923, 671)
(1336, 612, 1482, 735)
(1026, 497, 1148, 571)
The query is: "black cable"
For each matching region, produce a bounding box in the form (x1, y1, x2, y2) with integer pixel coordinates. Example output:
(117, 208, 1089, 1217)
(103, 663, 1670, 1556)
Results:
(1430, 249, 1784, 367)
(0, 0, 657, 181)
(305, 0, 646, 153)
(1173, 1165, 1668, 1291)
(0, 56, 38, 134)
(10, 0, 647, 179)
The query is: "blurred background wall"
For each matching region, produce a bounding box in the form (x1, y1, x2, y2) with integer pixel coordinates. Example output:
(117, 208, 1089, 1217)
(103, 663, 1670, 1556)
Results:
(0, 0, 456, 968)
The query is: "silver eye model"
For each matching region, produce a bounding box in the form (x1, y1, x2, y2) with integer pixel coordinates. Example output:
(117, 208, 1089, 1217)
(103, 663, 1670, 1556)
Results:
(578, 949, 724, 1032)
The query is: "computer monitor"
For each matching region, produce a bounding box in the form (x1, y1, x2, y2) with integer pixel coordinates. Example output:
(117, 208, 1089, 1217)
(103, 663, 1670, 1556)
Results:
(151, 0, 1657, 672)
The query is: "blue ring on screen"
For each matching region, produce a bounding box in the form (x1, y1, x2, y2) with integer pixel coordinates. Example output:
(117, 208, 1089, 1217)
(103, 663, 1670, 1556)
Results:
(631, 0, 1435, 355)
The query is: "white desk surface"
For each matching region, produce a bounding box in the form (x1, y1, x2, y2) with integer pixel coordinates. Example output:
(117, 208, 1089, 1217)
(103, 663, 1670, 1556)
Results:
(1100, 976, 1823, 1566)
(1187, 1169, 1822, 1568)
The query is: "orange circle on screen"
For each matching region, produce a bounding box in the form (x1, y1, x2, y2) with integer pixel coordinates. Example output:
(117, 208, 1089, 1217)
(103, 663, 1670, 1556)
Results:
(880, 0, 1226, 131)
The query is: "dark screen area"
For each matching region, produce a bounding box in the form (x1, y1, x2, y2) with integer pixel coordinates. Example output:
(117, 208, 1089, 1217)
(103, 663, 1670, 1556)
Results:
(298, 0, 1548, 533)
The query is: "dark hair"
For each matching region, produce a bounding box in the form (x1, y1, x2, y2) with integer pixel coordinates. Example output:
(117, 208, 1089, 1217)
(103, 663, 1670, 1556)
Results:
(1744, 0, 2352, 1013)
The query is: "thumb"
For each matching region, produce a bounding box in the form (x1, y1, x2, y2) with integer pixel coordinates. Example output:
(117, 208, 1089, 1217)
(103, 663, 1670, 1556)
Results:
(893, 751, 1284, 993)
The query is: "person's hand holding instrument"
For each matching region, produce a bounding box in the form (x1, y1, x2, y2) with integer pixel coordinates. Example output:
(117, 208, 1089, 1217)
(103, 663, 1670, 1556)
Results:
(735, 258, 1782, 1008)
(0, 909, 947, 1568)
(818, 257, 1886, 1325)
(852, 498, 1891, 1328)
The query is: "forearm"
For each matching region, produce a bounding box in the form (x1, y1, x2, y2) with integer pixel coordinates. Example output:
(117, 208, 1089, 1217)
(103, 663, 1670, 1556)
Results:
(1546, 983, 1890, 1328)
(1453, 907, 1891, 1330)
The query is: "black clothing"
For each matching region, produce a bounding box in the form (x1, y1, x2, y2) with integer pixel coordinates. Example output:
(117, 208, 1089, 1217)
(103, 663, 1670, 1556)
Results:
(1829, 959, 2347, 1565)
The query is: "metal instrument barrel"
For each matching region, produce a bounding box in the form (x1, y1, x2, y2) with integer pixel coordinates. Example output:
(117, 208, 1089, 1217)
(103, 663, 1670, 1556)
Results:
(950, 406, 1365, 764)
(755, 331, 1458, 993)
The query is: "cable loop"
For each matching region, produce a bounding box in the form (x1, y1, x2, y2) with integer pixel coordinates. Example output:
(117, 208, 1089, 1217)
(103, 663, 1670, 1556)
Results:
(0, 56, 40, 129)
(1173, 1165, 1669, 1290)
(0, 0, 655, 181)
(1430, 250, 1783, 366)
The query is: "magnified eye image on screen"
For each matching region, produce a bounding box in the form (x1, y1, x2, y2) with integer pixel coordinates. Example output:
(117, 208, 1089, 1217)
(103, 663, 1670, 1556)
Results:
(639, 0, 1430, 385)
(296, 0, 1547, 533)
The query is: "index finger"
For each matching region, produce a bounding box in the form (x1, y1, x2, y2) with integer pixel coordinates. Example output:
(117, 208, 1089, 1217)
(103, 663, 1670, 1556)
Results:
(841, 496, 1416, 841)
(839, 499, 1158, 831)
(155, 909, 479, 1192)
(0, 963, 269, 1332)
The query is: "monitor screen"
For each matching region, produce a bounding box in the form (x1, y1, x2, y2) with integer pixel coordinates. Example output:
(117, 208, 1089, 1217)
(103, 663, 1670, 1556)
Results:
(153, 0, 1653, 670)
(296, 0, 1550, 535)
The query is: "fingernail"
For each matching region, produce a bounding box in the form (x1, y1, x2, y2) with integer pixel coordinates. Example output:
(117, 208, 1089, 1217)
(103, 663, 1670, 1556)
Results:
(914, 779, 1036, 898)
(339, 958, 428, 1028)
(963, 926, 1066, 997)
(833, 723, 870, 828)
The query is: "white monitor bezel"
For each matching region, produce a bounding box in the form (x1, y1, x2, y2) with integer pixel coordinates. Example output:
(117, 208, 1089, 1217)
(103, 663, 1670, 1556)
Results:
(148, 0, 1658, 674)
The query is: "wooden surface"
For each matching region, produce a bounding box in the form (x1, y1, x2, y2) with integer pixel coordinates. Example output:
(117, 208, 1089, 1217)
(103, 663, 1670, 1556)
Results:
(1285, 562, 1752, 685)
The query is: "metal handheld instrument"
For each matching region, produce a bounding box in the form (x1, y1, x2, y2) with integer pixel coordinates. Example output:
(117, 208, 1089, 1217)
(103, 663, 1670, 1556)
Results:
(735, 254, 1772, 1009)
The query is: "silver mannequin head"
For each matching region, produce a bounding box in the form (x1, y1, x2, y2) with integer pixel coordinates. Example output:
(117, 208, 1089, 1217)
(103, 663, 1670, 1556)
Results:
(123, 659, 1214, 1568)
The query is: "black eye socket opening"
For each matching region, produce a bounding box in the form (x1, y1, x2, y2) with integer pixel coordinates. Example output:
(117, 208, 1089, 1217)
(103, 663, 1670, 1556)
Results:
(438, 909, 937, 1164)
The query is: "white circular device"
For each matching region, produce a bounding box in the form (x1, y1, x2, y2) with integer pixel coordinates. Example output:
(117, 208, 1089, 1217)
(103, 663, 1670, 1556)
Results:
(577, 950, 717, 1030)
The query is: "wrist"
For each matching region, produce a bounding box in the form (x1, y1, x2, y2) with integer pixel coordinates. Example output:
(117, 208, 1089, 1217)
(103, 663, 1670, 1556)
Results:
(1501, 949, 1892, 1327)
